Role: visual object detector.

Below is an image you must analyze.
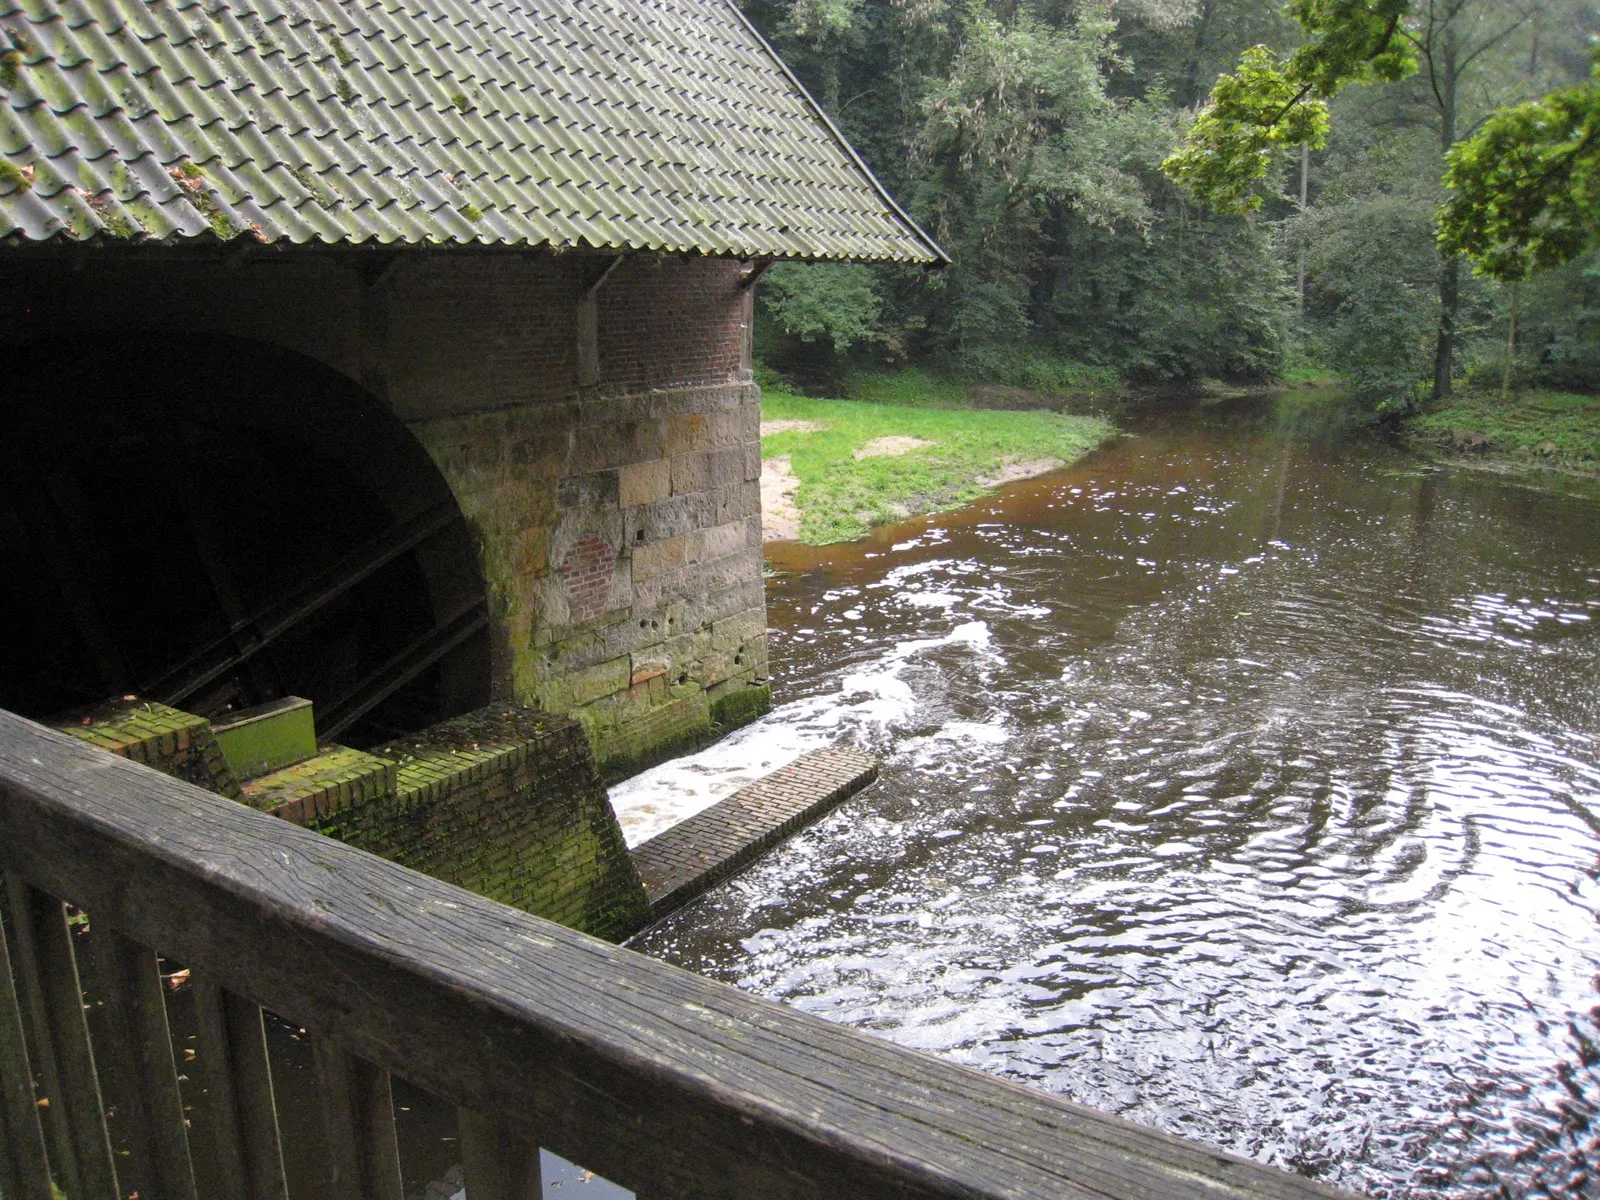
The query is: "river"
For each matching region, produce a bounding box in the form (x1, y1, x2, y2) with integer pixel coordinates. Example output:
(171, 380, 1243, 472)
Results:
(619, 394, 1600, 1198)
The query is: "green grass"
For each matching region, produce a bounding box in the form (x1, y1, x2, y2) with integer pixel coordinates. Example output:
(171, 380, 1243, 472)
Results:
(762, 387, 1115, 544)
(1407, 388, 1600, 466)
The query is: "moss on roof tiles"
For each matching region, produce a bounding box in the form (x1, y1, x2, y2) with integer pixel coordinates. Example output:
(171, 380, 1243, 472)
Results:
(0, 0, 942, 260)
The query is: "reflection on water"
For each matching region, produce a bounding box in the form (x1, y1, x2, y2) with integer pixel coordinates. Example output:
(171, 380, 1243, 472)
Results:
(630, 396, 1600, 1198)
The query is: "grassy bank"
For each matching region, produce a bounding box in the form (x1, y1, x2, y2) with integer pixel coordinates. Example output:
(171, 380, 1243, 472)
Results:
(761, 382, 1115, 544)
(1406, 388, 1600, 471)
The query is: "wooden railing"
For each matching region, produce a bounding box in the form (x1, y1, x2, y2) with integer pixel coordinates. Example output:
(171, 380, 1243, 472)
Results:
(0, 710, 1355, 1200)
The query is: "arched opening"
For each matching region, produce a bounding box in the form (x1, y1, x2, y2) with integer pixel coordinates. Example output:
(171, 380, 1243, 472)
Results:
(0, 335, 491, 746)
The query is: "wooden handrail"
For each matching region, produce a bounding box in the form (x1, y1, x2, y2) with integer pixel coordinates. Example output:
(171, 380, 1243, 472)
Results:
(0, 709, 1356, 1200)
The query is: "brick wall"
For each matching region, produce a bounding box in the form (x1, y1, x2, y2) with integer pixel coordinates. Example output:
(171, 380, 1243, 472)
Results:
(596, 256, 747, 394)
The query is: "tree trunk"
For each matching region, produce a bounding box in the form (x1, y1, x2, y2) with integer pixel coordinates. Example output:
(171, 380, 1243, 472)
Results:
(1501, 282, 1520, 402)
(1433, 255, 1459, 402)
(1180, 1, 1217, 108)
(1431, 16, 1460, 403)
(1297, 143, 1309, 324)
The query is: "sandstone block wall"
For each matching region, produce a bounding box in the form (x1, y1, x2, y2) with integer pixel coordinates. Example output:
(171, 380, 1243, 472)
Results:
(393, 254, 773, 777)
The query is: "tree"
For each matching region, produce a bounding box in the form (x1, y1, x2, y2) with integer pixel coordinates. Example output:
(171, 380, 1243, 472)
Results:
(1439, 47, 1600, 281)
(1163, 0, 1598, 400)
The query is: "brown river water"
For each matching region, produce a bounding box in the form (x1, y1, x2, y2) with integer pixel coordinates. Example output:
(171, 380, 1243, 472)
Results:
(629, 395, 1600, 1198)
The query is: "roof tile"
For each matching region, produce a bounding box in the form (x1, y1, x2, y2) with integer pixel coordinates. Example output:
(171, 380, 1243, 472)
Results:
(0, 0, 941, 260)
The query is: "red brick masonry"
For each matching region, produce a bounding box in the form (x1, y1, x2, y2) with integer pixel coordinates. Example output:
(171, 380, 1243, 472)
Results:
(629, 746, 880, 924)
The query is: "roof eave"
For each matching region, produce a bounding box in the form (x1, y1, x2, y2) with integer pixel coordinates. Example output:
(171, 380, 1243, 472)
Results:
(717, 0, 949, 268)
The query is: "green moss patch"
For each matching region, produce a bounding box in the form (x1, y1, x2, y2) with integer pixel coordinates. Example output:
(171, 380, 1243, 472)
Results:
(710, 682, 771, 732)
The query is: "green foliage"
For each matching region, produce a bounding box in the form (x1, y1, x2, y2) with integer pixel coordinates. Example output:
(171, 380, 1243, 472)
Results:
(761, 386, 1113, 542)
(761, 262, 886, 351)
(1521, 250, 1600, 389)
(1166, 0, 1597, 282)
(842, 366, 970, 408)
(1161, 0, 1415, 212)
(1304, 186, 1440, 401)
(1161, 46, 1332, 214)
(948, 345, 1121, 394)
(1281, 0, 1416, 95)
(1440, 49, 1600, 281)
(751, 0, 1290, 386)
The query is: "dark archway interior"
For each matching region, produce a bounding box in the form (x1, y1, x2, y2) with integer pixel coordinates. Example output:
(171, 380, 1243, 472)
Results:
(0, 336, 491, 748)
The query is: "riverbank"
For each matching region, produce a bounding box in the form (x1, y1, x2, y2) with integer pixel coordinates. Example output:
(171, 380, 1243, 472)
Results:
(1404, 387, 1600, 473)
(759, 385, 1115, 544)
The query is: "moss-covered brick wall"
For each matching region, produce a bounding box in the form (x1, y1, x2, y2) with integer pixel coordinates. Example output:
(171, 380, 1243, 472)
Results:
(56, 697, 239, 797)
(3, 250, 773, 777)
(56, 698, 649, 941)
(313, 705, 649, 940)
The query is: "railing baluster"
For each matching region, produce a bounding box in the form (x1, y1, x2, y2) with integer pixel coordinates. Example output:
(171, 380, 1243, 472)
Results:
(312, 1037, 405, 1200)
(459, 1109, 542, 1200)
(192, 980, 289, 1200)
(75, 928, 199, 1200)
(0, 891, 54, 1200)
(1, 875, 119, 1200)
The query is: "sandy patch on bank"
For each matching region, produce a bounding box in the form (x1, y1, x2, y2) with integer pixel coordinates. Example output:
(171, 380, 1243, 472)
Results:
(761, 454, 802, 541)
(855, 435, 935, 459)
(978, 455, 1065, 486)
(760, 419, 829, 437)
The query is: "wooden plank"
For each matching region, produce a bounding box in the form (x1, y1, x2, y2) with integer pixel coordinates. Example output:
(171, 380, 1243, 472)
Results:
(74, 928, 198, 1200)
(192, 981, 289, 1200)
(312, 1037, 404, 1200)
(0, 891, 54, 1200)
(460, 1109, 541, 1200)
(2, 876, 119, 1200)
(0, 710, 1359, 1200)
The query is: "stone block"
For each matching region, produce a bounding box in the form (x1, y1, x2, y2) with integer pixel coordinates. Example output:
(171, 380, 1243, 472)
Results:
(696, 519, 749, 562)
(712, 479, 760, 525)
(544, 630, 611, 674)
(631, 653, 670, 686)
(706, 409, 747, 448)
(670, 450, 714, 497)
(712, 608, 767, 649)
(619, 458, 671, 508)
(566, 655, 632, 706)
(557, 469, 620, 508)
(626, 491, 712, 545)
(632, 533, 688, 581)
(570, 418, 664, 473)
(665, 412, 708, 455)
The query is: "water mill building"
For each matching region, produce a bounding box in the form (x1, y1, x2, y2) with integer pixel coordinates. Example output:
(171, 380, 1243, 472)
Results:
(1, 0, 941, 932)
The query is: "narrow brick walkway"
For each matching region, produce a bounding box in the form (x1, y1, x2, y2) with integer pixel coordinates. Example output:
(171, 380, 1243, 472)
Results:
(631, 746, 880, 922)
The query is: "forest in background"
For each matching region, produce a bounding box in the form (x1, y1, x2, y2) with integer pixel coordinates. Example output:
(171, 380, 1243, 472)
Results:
(748, 0, 1600, 409)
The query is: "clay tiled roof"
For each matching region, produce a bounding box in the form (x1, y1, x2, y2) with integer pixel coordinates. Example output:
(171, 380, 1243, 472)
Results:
(0, 0, 944, 261)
